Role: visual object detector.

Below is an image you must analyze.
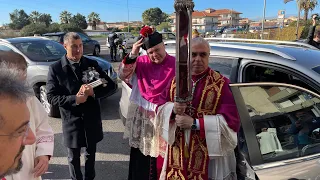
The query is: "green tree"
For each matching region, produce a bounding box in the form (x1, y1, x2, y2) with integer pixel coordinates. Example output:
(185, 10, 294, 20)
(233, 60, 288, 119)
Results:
(297, 0, 318, 21)
(156, 22, 170, 31)
(20, 23, 48, 36)
(122, 26, 134, 32)
(300, 20, 313, 39)
(87, 12, 100, 30)
(59, 23, 83, 33)
(29, 11, 41, 24)
(134, 27, 141, 31)
(9, 9, 30, 30)
(142, 8, 169, 26)
(60, 10, 72, 24)
(48, 23, 61, 33)
(71, 13, 88, 29)
(39, 13, 52, 27)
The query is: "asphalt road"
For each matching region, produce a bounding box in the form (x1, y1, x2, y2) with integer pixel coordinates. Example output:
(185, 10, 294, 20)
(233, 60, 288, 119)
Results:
(42, 38, 129, 180)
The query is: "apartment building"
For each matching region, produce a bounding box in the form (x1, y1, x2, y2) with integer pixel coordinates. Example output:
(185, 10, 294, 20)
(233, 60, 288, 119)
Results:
(169, 8, 242, 33)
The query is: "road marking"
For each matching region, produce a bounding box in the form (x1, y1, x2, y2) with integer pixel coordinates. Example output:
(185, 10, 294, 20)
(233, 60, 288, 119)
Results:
(49, 153, 130, 166)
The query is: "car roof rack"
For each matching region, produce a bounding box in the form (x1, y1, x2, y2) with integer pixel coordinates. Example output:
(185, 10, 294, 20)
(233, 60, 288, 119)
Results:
(204, 38, 318, 50)
(208, 43, 296, 60)
(164, 40, 296, 60)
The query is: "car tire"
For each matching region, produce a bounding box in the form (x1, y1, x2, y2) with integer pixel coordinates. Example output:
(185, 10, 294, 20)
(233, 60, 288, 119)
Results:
(93, 46, 100, 56)
(40, 85, 60, 118)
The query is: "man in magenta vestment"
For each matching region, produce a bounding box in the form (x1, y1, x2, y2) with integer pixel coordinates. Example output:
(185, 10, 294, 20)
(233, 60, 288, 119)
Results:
(119, 30, 175, 180)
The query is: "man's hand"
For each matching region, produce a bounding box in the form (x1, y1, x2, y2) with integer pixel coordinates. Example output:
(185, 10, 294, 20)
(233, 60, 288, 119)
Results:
(131, 38, 144, 56)
(76, 85, 88, 104)
(174, 102, 187, 115)
(33, 155, 49, 177)
(83, 84, 94, 97)
(313, 14, 318, 26)
(175, 114, 194, 129)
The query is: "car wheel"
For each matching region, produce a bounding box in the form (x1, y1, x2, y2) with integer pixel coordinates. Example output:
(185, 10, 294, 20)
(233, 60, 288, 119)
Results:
(93, 46, 100, 56)
(40, 85, 60, 118)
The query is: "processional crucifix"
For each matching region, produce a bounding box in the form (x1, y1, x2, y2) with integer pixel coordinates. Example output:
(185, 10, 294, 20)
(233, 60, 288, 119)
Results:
(174, 0, 195, 158)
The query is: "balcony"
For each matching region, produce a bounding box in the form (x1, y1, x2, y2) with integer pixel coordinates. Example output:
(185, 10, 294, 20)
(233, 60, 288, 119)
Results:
(192, 21, 218, 25)
(218, 17, 241, 21)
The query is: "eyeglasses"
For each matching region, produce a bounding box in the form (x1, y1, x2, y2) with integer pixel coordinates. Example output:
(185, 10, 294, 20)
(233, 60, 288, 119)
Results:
(192, 52, 208, 58)
(0, 122, 30, 143)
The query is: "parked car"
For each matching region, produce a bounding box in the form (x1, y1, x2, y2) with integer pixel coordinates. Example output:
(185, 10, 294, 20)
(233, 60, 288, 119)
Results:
(0, 37, 118, 118)
(159, 32, 176, 40)
(106, 32, 136, 49)
(42, 32, 101, 56)
(120, 39, 320, 180)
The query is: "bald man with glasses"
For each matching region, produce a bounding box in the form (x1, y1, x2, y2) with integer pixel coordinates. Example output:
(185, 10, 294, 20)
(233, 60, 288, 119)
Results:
(0, 64, 36, 179)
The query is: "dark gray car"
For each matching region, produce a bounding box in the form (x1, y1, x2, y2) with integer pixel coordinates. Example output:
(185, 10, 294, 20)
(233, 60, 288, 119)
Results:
(43, 32, 101, 56)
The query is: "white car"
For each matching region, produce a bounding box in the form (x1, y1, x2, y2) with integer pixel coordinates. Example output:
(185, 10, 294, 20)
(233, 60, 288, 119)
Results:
(106, 32, 136, 49)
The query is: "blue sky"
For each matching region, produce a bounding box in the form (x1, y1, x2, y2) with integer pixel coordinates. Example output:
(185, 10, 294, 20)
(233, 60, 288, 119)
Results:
(0, 0, 319, 25)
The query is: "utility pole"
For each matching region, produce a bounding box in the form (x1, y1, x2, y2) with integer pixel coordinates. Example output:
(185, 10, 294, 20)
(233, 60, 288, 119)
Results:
(231, 9, 233, 27)
(127, 0, 130, 32)
(261, 0, 266, 39)
(296, 3, 301, 40)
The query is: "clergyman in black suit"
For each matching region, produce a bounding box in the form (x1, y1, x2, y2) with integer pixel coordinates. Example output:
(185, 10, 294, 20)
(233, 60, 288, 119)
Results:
(46, 32, 116, 180)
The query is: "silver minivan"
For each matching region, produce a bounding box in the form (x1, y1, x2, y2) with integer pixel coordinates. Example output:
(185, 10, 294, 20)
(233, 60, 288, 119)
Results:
(120, 39, 320, 180)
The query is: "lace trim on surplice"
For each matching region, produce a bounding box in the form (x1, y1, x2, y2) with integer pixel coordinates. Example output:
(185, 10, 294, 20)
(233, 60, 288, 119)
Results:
(123, 74, 166, 157)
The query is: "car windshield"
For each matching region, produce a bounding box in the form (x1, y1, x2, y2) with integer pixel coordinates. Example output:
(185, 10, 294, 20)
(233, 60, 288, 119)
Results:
(43, 35, 61, 42)
(13, 40, 66, 62)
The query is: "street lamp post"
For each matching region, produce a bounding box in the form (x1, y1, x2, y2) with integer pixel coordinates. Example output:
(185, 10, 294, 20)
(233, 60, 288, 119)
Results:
(296, 2, 301, 40)
(261, 0, 266, 39)
(127, 0, 130, 33)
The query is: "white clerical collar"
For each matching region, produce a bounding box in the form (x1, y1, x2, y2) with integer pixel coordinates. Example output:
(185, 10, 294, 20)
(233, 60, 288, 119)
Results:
(67, 58, 80, 65)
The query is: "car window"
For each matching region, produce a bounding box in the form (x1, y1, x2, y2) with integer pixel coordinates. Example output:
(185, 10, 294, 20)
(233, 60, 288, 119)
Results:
(13, 40, 66, 62)
(78, 33, 88, 41)
(244, 65, 318, 94)
(238, 85, 320, 164)
(209, 56, 236, 79)
(124, 33, 133, 38)
(168, 33, 175, 39)
(118, 34, 124, 39)
(0, 45, 14, 52)
(164, 42, 176, 47)
(43, 35, 61, 43)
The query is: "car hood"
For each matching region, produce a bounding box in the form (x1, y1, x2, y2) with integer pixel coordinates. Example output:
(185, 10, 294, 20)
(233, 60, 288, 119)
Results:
(84, 55, 111, 70)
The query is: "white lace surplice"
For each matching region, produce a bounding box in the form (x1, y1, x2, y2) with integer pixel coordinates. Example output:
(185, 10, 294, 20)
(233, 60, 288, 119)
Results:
(123, 74, 166, 157)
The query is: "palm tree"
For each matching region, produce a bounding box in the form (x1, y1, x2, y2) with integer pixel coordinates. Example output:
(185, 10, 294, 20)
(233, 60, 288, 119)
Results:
(60, 11, 72, 24)
(29, 11, 41, 24)
(297, 0, 318, 21)
(87, 12, 100, 30)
